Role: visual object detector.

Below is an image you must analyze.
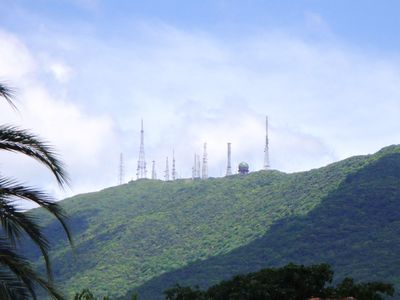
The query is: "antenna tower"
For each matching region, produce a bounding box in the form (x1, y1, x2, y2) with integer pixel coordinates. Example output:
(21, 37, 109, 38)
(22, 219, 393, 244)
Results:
(192, 154, 201, 179)
(172, 150, 177, 180)
(226, 143, 232, 176)
(151, 160, 157, 179)
(264, 116, 270, 170)
(164, 157, 170, 181)
(192, 154, 197, 179)
(119, 152, 125, 185)
(202, 142, 208, 179)
(197, 154, 201, 178)
(136, 119, 147, 179)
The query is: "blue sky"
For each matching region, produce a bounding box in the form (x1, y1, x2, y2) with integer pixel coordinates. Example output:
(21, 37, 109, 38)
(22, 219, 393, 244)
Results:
(0, 0, 400, 200)
(3, 0, 400, 50)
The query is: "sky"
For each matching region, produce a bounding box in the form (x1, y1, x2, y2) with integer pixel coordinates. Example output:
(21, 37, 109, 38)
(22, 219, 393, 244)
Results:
(0, 0, 400, 201)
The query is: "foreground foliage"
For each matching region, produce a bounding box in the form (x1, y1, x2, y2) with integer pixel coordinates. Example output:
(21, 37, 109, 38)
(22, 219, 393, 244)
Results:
(164, 263, 394, 300)
(0, 83, 71, 299)
(74, 289, 137, 300)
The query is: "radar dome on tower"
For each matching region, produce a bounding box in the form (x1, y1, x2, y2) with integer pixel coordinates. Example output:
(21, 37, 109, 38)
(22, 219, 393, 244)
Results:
(238, 162, 249, 174)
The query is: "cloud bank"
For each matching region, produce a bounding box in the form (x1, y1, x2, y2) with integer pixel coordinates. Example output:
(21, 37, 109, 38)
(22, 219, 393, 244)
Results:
(1, 20, 400, 200)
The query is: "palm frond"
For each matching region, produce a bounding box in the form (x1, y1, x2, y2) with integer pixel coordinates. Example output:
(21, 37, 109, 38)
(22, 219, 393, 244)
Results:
(0, 268, 31, 300)
(0, 83, 17, 110)
(0, 196, 53, 281)
(0, 238, 66, 300)
(0, 177, 73, 250)
(0, 126, 69, 187)
(0, 81, 72, 299)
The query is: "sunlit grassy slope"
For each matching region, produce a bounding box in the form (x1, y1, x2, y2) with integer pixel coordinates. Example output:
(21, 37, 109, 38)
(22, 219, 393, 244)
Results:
(27, 145, 400, 299)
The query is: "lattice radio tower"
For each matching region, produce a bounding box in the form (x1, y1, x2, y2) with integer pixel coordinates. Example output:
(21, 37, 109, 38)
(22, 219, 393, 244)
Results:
(192, 154, 196, 179)
(192, 154, 199, 179)
(197, 154, 201, 178)
(164, 157, 170, 181)
(202, 142, 208, 179)
(172, 150, 177, 180)
(151, 160, 157, 180)
(264, 116, 270, 170)
(192, 153, 201, 179)
(119, 152, 125, 185)
(226, 142, 232, 176)
(136, 119, 147, 179)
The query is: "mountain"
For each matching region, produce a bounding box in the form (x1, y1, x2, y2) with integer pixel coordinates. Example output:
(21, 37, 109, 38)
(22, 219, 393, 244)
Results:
(26, 145, 400, 299)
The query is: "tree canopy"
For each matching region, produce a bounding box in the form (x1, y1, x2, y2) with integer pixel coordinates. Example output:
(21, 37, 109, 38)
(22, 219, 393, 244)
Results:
(164, 263, 394, 300)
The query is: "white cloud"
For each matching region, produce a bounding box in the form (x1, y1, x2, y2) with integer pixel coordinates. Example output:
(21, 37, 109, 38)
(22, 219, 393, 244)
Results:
(1, 21, 400, 199)
(0, 31, 35, 81)
(47, 61, 73, 83)
(78, 25, 399, 177)
(304, 10, 331, 34)
(0, 30, 119, 201)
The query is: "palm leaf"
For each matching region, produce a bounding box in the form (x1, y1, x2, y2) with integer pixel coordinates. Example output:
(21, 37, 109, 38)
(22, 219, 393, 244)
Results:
(0, 82, 72, 299)
(0, 238, 65, 300)
(0, 126, 69, 187)
(0, 177, 73, 248)
(0, 83, 16, 110)
(0, 196, 53, 282)
(0, 268, 32, 300)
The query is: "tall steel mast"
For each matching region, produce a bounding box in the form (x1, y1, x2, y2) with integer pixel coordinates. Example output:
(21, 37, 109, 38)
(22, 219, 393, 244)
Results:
(264, 116, 270, 170)
(226, 142, 232, 176)
(136, 119, 147, 179)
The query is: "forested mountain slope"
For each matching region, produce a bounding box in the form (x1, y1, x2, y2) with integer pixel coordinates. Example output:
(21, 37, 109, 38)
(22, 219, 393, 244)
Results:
(27, 145, 400, 299)
(131, 146, 400, 299)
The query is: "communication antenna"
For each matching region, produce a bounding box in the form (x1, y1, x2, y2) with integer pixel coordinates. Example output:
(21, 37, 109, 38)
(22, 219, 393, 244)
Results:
(164, 157, 170, 181)
(119, 152, 125, 185)
(264, 116, 270, 170)
(172, 150, 177, 180)
(151, 160, 157, 180)
(226, 143, 232, 176)
(202, 142, 208, 179)
(192, 153, 201, 179)
(136, 119, 147, 179)
(192, 154, 197, 179)
(196, 154, 201, 178)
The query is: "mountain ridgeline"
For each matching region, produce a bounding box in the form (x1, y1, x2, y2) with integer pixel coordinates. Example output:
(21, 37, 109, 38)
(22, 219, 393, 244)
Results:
(27, 145, 400, 299)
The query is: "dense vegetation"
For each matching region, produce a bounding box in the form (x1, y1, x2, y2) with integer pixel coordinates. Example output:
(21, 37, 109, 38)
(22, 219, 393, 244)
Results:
(25, 145, 400, 299)
(164, 263, 394, 300)
(73, 263, 394, 300)
(132, 147, 400, 299)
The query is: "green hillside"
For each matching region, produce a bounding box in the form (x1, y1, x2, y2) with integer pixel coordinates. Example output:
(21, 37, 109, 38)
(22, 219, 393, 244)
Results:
(131, 146, 400, 299)
(27, 145, 400, 299)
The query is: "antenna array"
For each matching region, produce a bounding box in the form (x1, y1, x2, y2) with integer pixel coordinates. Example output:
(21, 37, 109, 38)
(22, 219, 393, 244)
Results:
(164, 157, 170, 181)
(119, 153, 125, 185)
(226, 143, 232, 176)
(202, 143, 208, 179)
(192, 154, 201, 179)
(172, 150, 177, 180)
(151, 160, 157, 179)
(133, 116, 270, 181)
(264, 116, 270, 170)
(136, 119, 147, 179)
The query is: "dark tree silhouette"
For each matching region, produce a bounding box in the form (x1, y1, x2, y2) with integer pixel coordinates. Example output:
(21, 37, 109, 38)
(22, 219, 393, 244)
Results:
(165, 263, 395, 300)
